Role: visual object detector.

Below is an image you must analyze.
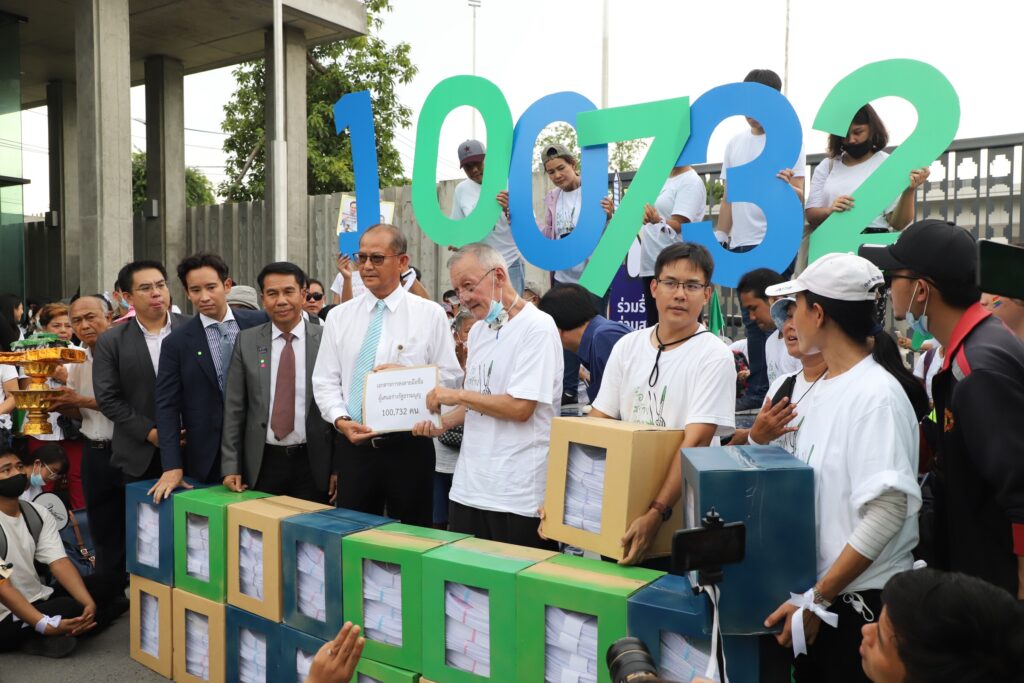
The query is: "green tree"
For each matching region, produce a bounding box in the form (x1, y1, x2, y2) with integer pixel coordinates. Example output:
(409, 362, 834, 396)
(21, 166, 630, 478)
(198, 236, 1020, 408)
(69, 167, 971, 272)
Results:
(130, 151, 216, 213)
(532, 123, 647, 173)
(219, 0, 416, 201)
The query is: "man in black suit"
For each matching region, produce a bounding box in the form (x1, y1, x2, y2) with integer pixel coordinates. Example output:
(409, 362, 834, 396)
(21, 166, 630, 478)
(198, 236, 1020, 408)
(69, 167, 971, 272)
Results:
(150, 253, 266, 500)
(221, 262, 336, 502)
(92, 260, 189, 564)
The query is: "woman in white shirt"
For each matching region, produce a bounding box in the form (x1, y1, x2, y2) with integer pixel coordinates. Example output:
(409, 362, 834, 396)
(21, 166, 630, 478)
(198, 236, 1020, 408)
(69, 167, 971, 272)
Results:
(806, 104, 930, 235)
(762, 253, 929, 683)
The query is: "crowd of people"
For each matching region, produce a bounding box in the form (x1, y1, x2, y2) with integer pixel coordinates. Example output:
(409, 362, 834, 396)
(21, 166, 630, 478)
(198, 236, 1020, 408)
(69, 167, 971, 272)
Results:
(0, 67, 1021, 683)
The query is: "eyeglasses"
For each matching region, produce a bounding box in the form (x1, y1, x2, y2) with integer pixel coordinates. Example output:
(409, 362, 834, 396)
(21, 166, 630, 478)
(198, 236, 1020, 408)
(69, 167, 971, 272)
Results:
(134, 280, 168, 294)
(354, 252, 406, 266)
(655, 279, 708, 293)
(306, 292, 324, 302)
(453, 268, 496, 299)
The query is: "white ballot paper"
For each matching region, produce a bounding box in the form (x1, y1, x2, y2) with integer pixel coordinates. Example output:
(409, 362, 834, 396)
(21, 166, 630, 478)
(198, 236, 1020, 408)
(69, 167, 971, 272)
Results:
(185, 610, 211, 680)
(139, 592, 160, 657)
(362, 559, 403, 646)
(362, 365, 441, 434)
(136, 502, 161, 568)
(296, 649, 316, 683)
(659, 631, 718, 682)
(186, 513, 211, 581)
(238, 526, 264, 599)
(239, 628, 269, 683)
(358, 676, 383, 683)
(563, 443, 607, 533)
(445, 582, 491, 676)
(296, 541, 327, 621)
(544, 606, 599, 683)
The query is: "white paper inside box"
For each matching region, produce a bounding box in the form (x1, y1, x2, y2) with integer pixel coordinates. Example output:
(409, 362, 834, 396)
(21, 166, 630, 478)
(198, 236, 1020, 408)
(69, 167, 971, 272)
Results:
(445, 582, 491, 676)
(136, 502, 161, 568)
(186, 513, 211, 581)
(297, 541, 327, 621)
(185, 609, 211, 680)
(238, 526, 264, 599)
(239, 627, 269, 683)
(659, 631, 718, 682)
(296, 648, 316, 683)
(362, 559, 403, 646)
(544, 606, 598, 683)
(139, 592, 160, 657)
(358, 676, 383, 683)
(563, 443, 606, 533)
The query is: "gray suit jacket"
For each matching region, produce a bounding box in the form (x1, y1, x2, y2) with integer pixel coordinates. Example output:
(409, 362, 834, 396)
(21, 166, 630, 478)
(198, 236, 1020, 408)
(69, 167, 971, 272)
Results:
(93, 313, 190, 478)
(220, 320, 334, 490)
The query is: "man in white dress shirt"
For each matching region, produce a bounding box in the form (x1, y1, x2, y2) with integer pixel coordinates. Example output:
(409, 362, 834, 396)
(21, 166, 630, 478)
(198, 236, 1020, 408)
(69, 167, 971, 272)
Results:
(313, 224, 461, 525)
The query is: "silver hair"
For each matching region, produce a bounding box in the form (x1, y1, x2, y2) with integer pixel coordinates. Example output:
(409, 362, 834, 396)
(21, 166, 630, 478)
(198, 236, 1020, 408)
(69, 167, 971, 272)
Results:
(446, 242, 507, 272)
(452, 308, 475, 331)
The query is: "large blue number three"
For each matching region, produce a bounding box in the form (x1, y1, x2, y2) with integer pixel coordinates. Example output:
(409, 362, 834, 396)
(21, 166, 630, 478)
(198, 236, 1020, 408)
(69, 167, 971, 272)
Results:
(678, 82, 804, 287)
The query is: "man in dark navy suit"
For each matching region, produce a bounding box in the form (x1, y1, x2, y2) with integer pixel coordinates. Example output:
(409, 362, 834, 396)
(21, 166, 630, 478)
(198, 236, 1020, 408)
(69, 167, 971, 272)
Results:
(150, 253, 266, 500)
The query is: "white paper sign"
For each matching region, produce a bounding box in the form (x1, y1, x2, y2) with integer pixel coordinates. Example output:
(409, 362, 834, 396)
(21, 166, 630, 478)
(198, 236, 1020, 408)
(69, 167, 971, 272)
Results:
(362, 365, 440, 434)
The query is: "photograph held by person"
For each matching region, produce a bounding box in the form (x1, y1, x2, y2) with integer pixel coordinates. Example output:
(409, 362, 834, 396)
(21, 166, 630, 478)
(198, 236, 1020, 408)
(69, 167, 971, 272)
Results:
(313, 224, 461, 526)
(862, 220, 1024, 599)
(221, 262, 336, 504)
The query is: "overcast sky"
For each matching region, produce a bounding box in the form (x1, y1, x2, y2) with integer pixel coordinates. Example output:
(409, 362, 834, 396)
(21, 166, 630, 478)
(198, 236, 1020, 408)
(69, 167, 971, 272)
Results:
(17, 0, 1022, 215)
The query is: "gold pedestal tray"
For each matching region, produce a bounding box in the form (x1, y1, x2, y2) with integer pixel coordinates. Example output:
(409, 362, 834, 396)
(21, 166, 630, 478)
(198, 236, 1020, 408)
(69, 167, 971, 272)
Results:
(0, 346, 86, 434)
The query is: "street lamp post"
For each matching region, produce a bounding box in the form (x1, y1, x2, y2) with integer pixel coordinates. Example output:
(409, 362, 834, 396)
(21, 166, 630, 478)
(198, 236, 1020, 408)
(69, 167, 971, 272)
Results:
(469, 0, 481, 139)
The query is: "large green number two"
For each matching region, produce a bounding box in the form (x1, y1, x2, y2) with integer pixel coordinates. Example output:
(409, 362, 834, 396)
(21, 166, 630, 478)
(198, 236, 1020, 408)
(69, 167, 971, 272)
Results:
(808, 59, 960, 262)
(576, 98, 691, 295)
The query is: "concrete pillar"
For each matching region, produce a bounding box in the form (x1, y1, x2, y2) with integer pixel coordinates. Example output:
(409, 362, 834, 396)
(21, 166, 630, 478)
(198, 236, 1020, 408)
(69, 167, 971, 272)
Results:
(45, 81, 79, 298)
(264, 25, 308, 266)
(144, 56, 187, 309)
(75, 0, 133, 296)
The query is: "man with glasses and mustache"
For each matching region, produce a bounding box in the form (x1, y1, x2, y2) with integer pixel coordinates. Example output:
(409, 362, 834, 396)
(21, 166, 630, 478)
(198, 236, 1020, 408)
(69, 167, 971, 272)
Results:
(313, 225, 462, 525)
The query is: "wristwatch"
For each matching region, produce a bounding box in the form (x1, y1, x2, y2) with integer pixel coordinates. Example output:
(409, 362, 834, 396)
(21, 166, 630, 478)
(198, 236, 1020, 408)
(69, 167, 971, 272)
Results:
(649, 500, 672, 522)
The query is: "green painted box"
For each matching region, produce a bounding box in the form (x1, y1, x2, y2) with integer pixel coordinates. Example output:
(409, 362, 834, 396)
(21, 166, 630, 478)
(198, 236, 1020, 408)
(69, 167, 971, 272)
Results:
(516, 554, 662, 683)
(342, 523, 468, 672)
(422, 538, 557, 683)
(173, 486, 271, 602)
(355, 657, 421, 682)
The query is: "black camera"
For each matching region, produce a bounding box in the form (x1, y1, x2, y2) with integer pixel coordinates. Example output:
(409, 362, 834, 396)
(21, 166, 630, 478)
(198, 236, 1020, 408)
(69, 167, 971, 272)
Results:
(606, 637, 677, 683)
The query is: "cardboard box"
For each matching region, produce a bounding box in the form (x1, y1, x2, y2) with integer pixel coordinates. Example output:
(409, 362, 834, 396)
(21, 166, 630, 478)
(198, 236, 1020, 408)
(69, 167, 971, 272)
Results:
(126, 479, 210, 585)
(681, 445, 816, 635)
(517, 554, 662, 683)
(130, 574, 173, 678)
(173, 486, 271, 602)
(342, 523, 469, 671)
(282, 507, 393, 641)
(278, 624, 326, 683)
(543, 417, 685, 560)
(422, 538, 557, 683)
(225, 605, 281, 683)
(172, 588, 226, 683)
(355, 658, 421, 683)
(226, 495, 330, 622)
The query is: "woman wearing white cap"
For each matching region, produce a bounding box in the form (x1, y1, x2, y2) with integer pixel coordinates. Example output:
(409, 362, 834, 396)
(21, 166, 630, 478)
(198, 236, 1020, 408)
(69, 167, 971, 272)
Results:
(762, 253, 929, 683)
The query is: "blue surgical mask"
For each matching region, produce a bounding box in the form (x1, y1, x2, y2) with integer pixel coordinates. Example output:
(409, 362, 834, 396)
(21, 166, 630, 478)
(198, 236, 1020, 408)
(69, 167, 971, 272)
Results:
(29, 473, 45, 488)
(485, 300, 507, 330)
(905, 282, 931, 336)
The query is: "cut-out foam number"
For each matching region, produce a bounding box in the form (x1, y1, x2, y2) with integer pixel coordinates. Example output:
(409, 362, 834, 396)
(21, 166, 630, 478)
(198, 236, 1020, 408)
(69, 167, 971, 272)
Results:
(333, 90, 382, 254)
(411, 75, 514, 248)
(677, 82, 805, 287)
(808, 59, 960, 263)
(576, 97, 691, 296)
(508, 92, 609, 272)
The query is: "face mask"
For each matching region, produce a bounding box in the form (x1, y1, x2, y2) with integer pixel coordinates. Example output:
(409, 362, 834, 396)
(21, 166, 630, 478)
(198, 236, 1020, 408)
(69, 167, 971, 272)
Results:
(29, 472, 45, 488)
(0, 473, 27, 499)
(904, 282, 931, 336)
(842, 138, 873, 160)
(484, 271, 514, 331)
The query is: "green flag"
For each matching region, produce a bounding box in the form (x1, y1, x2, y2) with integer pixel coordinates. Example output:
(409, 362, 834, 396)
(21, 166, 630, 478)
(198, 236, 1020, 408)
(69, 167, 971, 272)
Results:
(708, 289, 725, 336)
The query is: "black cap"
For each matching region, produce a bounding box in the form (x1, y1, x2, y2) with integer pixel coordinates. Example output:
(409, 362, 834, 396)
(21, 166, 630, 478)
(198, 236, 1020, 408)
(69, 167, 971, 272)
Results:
(859, 219, 977, 290)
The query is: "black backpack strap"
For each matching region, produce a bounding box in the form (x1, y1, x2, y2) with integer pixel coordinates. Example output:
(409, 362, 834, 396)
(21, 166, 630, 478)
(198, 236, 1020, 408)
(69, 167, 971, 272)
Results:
(19, 500, 43, 546)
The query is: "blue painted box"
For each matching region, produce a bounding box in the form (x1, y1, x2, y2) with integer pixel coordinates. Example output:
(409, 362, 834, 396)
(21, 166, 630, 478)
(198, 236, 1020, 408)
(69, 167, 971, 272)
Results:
(281, 507, 392, 640)
(125, 478, 209, 584)
(680, 445, 816, 634)
(279, 624, 327, 683)
(226, 605, 281, 683)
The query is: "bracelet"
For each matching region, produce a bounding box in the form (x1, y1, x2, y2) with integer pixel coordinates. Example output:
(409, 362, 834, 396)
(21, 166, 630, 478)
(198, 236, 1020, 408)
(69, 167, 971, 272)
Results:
(35, 614, 62, 635)
(747, 431, 764, 446)
(812, 586, 832, 608)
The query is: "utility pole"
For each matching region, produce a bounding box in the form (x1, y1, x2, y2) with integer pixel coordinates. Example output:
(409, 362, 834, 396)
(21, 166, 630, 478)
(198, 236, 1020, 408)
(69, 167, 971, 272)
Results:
(469, 0, 481, 139)
(783, 0, 791, 96)
(272, 0, 287, 260)
(601, 0, 609, 109)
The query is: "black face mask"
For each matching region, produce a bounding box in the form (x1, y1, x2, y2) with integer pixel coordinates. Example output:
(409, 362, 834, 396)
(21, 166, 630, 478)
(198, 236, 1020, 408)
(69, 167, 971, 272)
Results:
(842, 138, 873, 160)
(0, 474, 27, 499)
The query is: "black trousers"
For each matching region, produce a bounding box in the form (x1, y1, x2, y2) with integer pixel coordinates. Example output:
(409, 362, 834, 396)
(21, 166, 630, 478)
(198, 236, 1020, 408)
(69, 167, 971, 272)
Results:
(254, 444, 328, 504)
(0, 571, 128, 651)
(793, 589, 882, 683)
(81, 441, 127, 582)
(449, 501, 558, 551)
(336, 433, 434, 527)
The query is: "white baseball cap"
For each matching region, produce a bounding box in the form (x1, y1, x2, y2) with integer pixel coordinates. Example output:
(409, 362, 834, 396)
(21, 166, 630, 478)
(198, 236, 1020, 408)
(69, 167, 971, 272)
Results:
(765, 252, 884, 302)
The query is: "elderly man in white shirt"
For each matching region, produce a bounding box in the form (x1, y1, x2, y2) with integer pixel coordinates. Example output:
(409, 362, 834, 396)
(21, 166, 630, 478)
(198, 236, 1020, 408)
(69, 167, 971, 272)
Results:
(313, 225, 461, 526)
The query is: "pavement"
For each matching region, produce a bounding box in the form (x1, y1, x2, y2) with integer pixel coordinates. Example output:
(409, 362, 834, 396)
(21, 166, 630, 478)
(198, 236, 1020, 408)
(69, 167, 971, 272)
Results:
(0, 612, 167, 683)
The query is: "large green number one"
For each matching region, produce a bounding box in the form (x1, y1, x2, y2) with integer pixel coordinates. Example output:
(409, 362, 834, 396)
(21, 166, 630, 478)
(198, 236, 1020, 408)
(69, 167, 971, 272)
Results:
(411, 76, 514, 247)
(809, 59, 960, 262)
(576, 97, 691, 295)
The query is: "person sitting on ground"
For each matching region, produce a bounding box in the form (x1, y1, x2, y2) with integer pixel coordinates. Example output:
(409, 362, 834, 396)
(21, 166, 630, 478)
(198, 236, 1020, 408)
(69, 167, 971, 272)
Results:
(19, 443, 68, 503)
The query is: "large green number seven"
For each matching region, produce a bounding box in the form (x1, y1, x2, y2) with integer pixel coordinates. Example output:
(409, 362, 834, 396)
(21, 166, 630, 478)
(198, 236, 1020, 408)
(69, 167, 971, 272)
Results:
(808, 60, 959, 262)
(576, 97, 691, 295)
(411, 76, 514, 247)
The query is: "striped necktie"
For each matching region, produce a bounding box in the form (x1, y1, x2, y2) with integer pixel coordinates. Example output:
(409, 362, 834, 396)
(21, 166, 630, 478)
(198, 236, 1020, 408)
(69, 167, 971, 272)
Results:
(348, 299, 386, 423)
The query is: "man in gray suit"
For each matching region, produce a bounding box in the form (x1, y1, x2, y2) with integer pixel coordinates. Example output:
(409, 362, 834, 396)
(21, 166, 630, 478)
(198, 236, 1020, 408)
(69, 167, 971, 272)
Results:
(221, 262, 336, 503)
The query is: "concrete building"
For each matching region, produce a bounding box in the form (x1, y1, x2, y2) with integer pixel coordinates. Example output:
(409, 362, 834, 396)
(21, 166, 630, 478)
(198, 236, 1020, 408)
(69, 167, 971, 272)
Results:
(0, 0, 367, 305)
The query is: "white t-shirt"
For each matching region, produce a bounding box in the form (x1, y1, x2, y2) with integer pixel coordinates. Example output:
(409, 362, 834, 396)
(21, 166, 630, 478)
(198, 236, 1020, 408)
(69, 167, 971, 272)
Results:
(639, 170, 707, 277)
(761, 369, 819, 454)
(552, 188, 586, 284)
(806, 152, 898, 231)
(791, 356, 921, 593)
(0, 500, 67, 622)
(593, 325, 736, 436)
(913, 344, 943, 403)
(0, 364, 17, 431)
(451, 304, 563, 517)
(728, 338, 748, 362)
(450, 179, 522, 268)
(721, 129, 806, 248)
(765, 332, 802, 387)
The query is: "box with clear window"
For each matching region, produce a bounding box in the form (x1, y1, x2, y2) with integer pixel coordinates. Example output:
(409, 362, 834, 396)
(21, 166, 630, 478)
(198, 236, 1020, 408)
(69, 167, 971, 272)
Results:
(129, 574, 173, 678)
(125, 478, 210, 585)
(172, 587, 226, 683)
